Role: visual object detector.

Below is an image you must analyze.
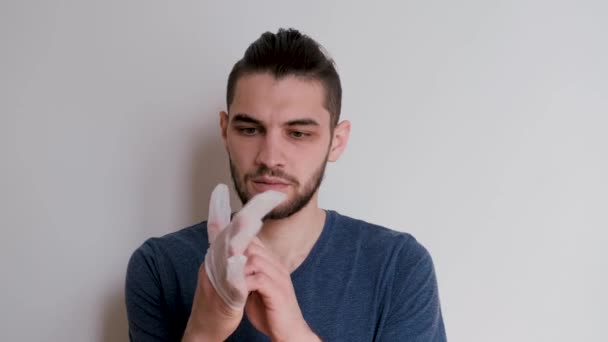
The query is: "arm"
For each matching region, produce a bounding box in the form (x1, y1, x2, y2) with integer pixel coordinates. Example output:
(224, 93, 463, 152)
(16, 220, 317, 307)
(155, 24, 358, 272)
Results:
(125, 238, 244, 342)
(125, 242, 174, 342)
(126, 184, 288, 341)
(377, 240, 447, 341)
(243, 238, 322, 342)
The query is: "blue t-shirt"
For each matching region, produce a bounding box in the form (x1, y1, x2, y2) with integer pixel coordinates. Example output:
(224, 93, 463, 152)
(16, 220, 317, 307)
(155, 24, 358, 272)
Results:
(126, 210, 447, 341)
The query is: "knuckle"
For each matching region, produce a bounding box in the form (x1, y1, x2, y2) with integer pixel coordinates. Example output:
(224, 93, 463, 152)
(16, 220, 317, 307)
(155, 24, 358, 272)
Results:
(248, 255, 262, 268)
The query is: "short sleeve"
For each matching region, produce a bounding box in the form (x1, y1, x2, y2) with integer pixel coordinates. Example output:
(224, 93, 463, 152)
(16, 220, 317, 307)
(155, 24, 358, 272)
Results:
(125, 241, 173, 342)
(377, 238, 447, 341)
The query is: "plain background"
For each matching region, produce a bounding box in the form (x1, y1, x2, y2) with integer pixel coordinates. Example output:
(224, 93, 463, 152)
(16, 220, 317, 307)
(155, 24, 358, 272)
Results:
(1, 1, 606, 341)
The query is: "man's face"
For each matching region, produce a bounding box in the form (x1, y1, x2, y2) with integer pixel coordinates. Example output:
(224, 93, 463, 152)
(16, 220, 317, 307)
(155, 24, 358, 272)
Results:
(220, 73, 343, 219)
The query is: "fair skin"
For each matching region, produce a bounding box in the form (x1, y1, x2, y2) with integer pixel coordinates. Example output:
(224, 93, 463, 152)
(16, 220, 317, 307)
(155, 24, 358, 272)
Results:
(183, 73, 350, 342)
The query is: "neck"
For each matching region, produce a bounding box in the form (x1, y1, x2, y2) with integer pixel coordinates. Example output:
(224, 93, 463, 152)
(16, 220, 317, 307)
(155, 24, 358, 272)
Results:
(257, 194, 326, 272)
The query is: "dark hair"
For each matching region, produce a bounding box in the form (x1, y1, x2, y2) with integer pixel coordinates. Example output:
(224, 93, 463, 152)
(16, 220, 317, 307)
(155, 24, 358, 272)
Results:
(226, 28, 342, 128)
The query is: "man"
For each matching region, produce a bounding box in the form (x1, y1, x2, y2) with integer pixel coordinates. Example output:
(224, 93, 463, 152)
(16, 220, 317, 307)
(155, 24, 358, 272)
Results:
(126, 28, 447, 341)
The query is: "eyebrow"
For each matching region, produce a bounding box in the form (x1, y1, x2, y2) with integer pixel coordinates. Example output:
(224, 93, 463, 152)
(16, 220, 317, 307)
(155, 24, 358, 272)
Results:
(286, 118, 319, 127)
(231, 113, 320, 127)
(232, 113, 262, 125)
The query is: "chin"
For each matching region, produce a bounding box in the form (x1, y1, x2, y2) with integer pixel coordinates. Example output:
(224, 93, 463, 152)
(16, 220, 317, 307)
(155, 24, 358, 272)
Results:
(264, 205, 298, 220)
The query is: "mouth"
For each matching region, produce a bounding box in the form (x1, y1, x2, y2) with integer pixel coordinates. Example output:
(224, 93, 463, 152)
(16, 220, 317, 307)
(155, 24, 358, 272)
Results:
(250, 177, 290, 192)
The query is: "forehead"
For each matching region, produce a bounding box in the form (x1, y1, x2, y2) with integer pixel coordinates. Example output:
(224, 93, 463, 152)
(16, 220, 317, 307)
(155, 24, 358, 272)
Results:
(229, 73, 330, 126)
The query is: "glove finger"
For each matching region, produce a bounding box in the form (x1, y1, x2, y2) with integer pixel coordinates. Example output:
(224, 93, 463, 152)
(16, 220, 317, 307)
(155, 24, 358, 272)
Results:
(238, 190, 286, 220)
(225, 255, 249, 308)
(207, 183, 232, 243)
(230, 190, 286, 253)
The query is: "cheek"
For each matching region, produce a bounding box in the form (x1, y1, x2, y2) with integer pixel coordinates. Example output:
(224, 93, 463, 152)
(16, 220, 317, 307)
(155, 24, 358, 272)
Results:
(227, 140, 254, 164)
(291, 146, 328, 176)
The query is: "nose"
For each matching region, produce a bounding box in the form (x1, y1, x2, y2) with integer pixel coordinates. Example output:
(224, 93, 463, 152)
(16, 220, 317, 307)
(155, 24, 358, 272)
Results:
(254, 129, 286, 169)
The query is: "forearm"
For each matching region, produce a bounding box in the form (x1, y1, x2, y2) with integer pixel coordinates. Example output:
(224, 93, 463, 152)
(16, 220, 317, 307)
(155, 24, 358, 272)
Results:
(272, 325, 323, 342)
(182, 310, 233, 342)
(182, 320, 213, 342)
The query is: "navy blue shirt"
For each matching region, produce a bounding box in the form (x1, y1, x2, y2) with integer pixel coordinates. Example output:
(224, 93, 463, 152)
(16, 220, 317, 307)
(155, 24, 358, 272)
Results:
(126, 210, 447, 341)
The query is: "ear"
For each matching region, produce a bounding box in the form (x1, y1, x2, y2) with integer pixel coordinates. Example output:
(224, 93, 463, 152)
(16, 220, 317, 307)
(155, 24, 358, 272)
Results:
(220, 111, 229, 147)
(328, 120, 351, 162)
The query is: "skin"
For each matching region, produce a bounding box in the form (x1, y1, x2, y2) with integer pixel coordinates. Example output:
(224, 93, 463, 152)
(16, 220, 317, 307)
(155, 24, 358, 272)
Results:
(184, 73, 350, 342)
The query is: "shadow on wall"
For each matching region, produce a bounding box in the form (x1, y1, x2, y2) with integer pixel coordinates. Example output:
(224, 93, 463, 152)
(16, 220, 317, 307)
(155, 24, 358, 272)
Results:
(102, 288, 129, 342)
(100, 112, 238, 341)
(188, 125, 242, 223)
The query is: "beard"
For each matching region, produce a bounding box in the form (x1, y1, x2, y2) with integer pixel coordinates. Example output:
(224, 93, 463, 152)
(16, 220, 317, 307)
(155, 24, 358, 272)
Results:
(229, 155, 328, 220)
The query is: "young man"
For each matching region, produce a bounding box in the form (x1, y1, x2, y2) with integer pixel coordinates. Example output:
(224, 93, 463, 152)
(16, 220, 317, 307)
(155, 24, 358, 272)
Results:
(126, 28, 447, 341)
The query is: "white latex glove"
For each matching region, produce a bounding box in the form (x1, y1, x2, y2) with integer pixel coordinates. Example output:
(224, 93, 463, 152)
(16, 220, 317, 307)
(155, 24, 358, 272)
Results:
(204, 184, 286, 309)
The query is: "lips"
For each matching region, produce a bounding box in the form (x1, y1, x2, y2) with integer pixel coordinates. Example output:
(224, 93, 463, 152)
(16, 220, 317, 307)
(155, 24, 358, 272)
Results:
(250, 177, 290, 192)
(252, 176, 289, 185)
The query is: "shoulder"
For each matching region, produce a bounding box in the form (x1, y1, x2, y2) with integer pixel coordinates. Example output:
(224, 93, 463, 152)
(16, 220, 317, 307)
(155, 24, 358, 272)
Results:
(125, 222, 208, 340)
(127, 221, 209, 277)
(328, 210, 431, 262)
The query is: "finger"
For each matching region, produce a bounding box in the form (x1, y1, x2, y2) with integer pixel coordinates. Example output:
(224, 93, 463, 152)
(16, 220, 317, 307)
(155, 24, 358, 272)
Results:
(225, 255, 248, 307)
(243, 252, 285, 281)
(230, 190, 286, 252)
(239, 190, 286, 219)
(251, 236, 265, 247)
(228, 215, 262, 255)
(207, 184, 232, 243)
(245, 271, 279, 296)
(244, 242, 288, 277)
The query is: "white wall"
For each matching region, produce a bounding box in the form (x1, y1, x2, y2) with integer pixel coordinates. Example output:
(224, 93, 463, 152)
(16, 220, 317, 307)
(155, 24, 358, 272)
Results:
(1, 1, 606, 341)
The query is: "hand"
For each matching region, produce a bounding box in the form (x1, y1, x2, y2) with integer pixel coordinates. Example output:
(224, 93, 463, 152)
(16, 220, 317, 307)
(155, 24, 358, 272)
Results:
(183, 267, 243, 341)
(184, 184, 286, 341)
(244, 238, 321, 342)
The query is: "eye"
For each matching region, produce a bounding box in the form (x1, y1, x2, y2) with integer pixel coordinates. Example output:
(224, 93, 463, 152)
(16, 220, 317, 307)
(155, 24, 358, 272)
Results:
(237, 127, 259, 136)
(289, 131, 309, 139)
